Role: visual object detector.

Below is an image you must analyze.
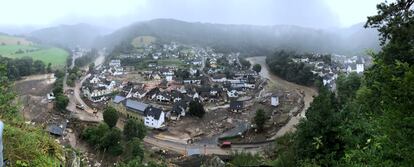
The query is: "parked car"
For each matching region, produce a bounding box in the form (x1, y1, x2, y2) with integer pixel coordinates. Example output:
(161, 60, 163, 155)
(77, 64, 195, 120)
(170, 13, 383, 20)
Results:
(218, 141, 231, 148)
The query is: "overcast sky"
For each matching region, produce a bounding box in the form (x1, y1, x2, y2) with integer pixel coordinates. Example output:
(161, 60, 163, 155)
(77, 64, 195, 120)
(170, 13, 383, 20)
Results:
(0, 0, 385, 29)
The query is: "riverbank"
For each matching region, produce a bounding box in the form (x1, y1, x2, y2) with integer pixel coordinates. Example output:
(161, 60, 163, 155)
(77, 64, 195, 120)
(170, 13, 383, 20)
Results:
(246, 56, 318, 137)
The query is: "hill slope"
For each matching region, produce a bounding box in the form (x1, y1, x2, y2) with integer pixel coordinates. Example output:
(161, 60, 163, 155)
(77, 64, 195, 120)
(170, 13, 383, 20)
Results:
(97, 19, 379, 56)
(29, 23, 104, 48)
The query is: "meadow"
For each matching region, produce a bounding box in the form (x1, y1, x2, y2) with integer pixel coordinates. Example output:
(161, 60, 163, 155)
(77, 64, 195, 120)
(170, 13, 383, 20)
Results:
(0, 35, 69, 68)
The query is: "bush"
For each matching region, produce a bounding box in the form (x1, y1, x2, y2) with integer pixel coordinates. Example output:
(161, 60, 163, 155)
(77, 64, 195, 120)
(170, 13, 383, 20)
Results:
(188, 100, 205, 118)
(254, 109, 266, 132)
(253, 64, 262, 73)
(123, 119, 147, 141)
(103, 106, 119, 128)
(55, 94, 69, 111)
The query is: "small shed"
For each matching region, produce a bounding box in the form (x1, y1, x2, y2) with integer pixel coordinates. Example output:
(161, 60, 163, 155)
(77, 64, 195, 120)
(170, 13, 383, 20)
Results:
(271, 96, 279, 107)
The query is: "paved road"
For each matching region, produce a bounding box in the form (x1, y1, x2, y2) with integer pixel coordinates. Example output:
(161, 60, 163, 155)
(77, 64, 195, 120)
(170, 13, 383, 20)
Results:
(65, 52, 105, 122)
(246, 56, 318, 138)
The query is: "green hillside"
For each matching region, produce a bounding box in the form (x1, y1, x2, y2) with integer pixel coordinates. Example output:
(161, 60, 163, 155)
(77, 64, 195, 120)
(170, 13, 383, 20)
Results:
(0, 35, 69, 68)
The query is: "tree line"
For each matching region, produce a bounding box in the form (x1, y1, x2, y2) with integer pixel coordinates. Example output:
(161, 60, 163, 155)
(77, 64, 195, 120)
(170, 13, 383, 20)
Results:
(266, 50, 317, 86)
(74, 48, 98, 68)
(0, 56, 51, 80)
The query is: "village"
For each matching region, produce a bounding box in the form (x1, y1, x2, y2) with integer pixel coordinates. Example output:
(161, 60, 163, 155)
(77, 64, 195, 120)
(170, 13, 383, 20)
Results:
(292, 53, 370, 90)
(75, 42, 305, 148)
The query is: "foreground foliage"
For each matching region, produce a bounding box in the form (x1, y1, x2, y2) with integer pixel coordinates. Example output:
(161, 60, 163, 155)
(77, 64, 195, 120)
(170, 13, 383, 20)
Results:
(269, 1, 414, 166)
(0, 65, 64, 166)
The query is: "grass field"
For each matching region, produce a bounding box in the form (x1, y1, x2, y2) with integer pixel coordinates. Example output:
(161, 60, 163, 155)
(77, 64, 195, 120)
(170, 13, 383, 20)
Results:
(158, 58, 186, 67)
(0, 45, 69, 68)
(0, 34, 33, 45)
(131, 36, 156, 47)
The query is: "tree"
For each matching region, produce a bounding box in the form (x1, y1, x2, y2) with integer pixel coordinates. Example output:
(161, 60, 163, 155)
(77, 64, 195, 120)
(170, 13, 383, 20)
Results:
(82, 123, 110, 146)
(123, 119, 147, 141)
(55, 94, 69, 110)
(128, 138, 144, 161)
(46, 63, 52, 73)
(294, 88, 342, 165)
(88, 63, 95, 73)
(239, 58, 251, 69)
(103, 106, 119, 128)
(336, 73, 361, 106)
(33, 60, 45, 74)
(252, 64, 262, 73)
(188, 100, 205, 118)
(254, 109, 266, 132)
(100, 128, 123, 155)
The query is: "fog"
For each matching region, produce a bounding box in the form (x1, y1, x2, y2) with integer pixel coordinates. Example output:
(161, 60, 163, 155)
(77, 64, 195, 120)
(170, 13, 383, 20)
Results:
(0, 0, 383, 33)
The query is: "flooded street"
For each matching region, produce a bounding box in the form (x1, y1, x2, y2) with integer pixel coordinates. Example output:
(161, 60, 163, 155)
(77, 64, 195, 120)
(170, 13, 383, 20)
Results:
(247, 56, 318, 137)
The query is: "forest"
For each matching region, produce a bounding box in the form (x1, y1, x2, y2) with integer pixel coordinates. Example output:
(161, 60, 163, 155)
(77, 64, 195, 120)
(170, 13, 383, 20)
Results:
(266, 50, 317, 86)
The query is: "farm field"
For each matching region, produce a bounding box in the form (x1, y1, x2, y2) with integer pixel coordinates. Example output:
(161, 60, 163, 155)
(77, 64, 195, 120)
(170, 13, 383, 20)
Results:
(0, 34, 32, 45)
(0, 35, 69, 68)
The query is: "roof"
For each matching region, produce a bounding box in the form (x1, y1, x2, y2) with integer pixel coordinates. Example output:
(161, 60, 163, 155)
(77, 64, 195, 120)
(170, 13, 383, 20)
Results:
(171, 90, 183, 99)
(125, 99, 149, 114)
(222, 141, 231, 145)
(113, 95, 126, 104)
(172, 101, 188, 114)
(187, 148, 201, 156)
(196, 87, 211, 93)
(212, 74, 226, 79)
(145, 106, 163, 120)
(158, 92, 171, 98)
(47, 121, 67, 136)
(230, 101, 243, 110)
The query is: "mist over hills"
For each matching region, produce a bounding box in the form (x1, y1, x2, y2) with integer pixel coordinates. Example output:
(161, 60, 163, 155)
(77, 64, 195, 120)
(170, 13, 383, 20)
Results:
(27, 23, 107, 48)
(96, 19, 379, 56)
(13, 19, 379, 56)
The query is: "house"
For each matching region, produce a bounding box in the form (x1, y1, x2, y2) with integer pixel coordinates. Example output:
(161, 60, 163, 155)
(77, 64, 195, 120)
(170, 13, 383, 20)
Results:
(168, 101, 188, 120)
(356, 58, 364, 73)
(189, 68, 198, 76)
(146, 88, 160, 99)
(192, 59, 203, 65)
(271, 96, 279, 107)
(125, 99, 149, 115)
(144, 107, 165, 128)
(229, 101, 244, 112)
(227, 89, 239, 98)
(212, 74, 227, 82)
(166, 75, 173, 81)
(133, 88, 147, 99)
(156, 92, 171, 102)
(109, 59, 121, 67)
(160, 68, 174, 76)
(171, 90, 184, 102)
(235, 70, 257, 77)
(183, 78, 201, 85)
(148, 63, 157, 68)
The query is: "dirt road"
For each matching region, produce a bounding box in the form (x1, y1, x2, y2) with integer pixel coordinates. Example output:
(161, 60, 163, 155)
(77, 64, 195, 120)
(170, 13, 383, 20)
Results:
(246, 56, 318, 138)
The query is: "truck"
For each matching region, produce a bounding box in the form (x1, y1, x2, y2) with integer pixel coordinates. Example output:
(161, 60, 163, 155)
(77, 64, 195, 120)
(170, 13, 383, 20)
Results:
(76, 104, 85, 110)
